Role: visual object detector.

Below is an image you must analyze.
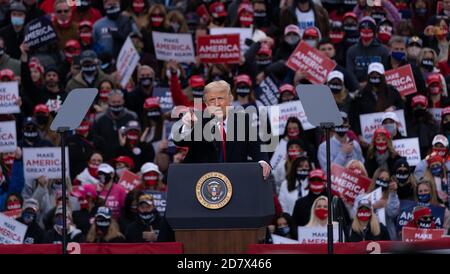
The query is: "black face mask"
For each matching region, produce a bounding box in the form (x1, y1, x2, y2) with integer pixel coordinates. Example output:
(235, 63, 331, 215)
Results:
(140, 77, 153, 87)
(106, 5, 121, 20)
(146, 108, 161, 119)
(329, 84, 343, 94)
(139, 211, 155, 223)
(371, 12, 386, 24)
(414, 108, 427, 119)
(296, 169, 309, 181)
(109, 105, 124, 116)
(395, 170, 410, 184)
(335, 126, 348, 137)
(253, 11, 267, 27)
(78, 0, 90, 12)
(24, 130, 39, 140)
(421, 59, 434, 71)
(375, 178, 389, 191)
(95, 219, 111, 233)
(418, 218, 433, 229)
(21, 211, 36, 225)
(192, 88, 203, 98)
(81, 65, 97, 76)
(35, 115, 49, 125)
(369, 76, 382, 85)
(236, 86, 251, 97)
(213, 17, 226, 26)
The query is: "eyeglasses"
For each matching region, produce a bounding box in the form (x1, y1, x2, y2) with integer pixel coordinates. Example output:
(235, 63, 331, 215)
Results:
(56, 9, 70, 14)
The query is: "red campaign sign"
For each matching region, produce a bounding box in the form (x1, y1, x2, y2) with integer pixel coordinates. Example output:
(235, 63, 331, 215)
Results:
(3, 209, 22, 219)
(385, 65, 417, 97)
(330, 164, 372, 206)
(286, 41, 336, 84)
(118, 170, 141, 193)
(197, 34, 240, 64)
(402, 227, 445, 242)
(437, 1, 443, 14)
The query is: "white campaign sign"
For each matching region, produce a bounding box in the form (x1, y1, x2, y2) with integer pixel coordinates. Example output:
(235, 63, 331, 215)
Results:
(0, 121, 17, 153)
(152, 31, 195, 63)
(0, 212, 27, 244)
(393, 138, 421, 166)
(0, 81, 20, 114)
(23, 147, 70, 180)
(359, 110, 407, 143)
(271, 234, 299, 244)
(297, 224, 339, 244)
(268, 101, 315, 136)
(116, 36, 140, 89)
(354, 187, 386, 225)
(209, 27, 252, 53)
(270, 139, 287, 170)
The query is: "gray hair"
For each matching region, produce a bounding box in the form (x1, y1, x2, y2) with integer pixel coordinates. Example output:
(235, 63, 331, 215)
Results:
(108, 89, 124, 100)
(388, 35, 406, 47)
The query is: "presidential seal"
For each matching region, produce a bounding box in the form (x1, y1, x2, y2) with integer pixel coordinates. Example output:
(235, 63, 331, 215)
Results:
(196, 172, 232, 209)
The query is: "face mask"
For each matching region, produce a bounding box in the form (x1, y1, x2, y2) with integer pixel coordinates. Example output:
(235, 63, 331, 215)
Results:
(296, 169, 309, 181)
(378, 28, 392, 44)
(79, 198, 89, 210)
(106, 5, 121, 20)
(375, 140, 388, 154)
(239, 14, 253, 27)
(371, 12, 386, 23)
(329, 84, 343, 94)
(192, 88, 203, 98)
(75, 122, 90, 136)
(417, 217, 433, 229)
(236, 87, 251, 97)
(375, 178, 389, 190)
(414, 108, 427, 118)
(432, 147, 448, 158)
(132, 1, 145, 14)
(288, 149, 300, 160)
(315, 208, 328, 220)
(309, 181, 325, 195)
(391, 51, 406, 61)
(151, 16, 164, 27)
(11, 16, 24, 27)
(170, 22, 180, 32)
(96, 219, 111, 228)
(343, 25, 358, 32)
(24, 130, 38, 140)
(35, 115, 49, 125)
(109, 105, 124, 115)
(81, 65, 97, 76)
(146, 109, 161, 119)
(287, 128, 300, 139)
(407, 46, 421, 59)
(304, 39, 317, 48)
(140, 77, 153, 87)
(430, 165, 443, 177)
(285, 35, 300, 46)
(429, 86, 441, 95)
(417, 193, 431, 203)
(421, 59, 434, 71)
(357, 208, 371, 222)
(256, 58, 271, 66)
(383, 123, 397, 137)
(88, 163, 99, 177)
(139, 211, 155, 223)
(126, 132, 139, 147)
(7, 200, 21, 210)
(415, 8, 427, 16)
(369, 76, 382, 85)
(22, 211, 36, 225)
(395, 170, 409, 184)
(115, 167, 127, 178)
(98, 172, 112, 184)
(277, 226, 290, 236)
(335, 126, 348, 138)
(330, 31, 344, 44)
(2, 155, 14, 170)
(253, 11, 267, 27)
(360, 29, 374, 44)
(143, 172, 158, 186)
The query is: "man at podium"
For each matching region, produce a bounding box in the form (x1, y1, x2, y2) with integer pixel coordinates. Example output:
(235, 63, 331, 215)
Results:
(173, 80, 271, 179)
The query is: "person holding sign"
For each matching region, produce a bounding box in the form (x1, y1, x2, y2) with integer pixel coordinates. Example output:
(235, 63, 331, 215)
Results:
(365, 127, 402, 177)
(406, 95, 439, 158)
(97, 163, 126, 219)
(305, 196, 329, 228)
(326, 70, 353, 114)
(404, 206, 437, 229)
(16, 198, 44, 244)
(381, 111, 404, 140)
(274, 25, 301, 61)
(348, 199, 390, 242)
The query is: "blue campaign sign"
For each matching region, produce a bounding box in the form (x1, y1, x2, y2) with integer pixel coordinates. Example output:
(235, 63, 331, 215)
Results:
(152, 87, 173, 113)
(144, 190, 167, 215)
(396, 200, 446, 232)
(254, 76, 279, 106)
(24, 16, 58, 50)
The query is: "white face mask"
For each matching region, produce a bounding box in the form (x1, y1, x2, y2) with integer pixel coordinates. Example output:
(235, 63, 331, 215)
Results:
(285, 35, 300, 46)
(115, 167, 127, 178)
(304, 39, 317, 48)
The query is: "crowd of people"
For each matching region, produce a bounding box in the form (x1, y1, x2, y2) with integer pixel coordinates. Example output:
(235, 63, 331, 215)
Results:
(0, 0, 450, 245)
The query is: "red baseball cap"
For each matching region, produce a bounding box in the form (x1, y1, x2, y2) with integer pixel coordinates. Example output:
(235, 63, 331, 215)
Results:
(114, 156, 135, 170)
(235, 74, 252, 86)
(189, 75, 205, 88)
(0, 69, 15, 81)
(209, 1, 227, 18)
(303, 27, 320, 39)
(309, 169, 326, 180)
(411, 94, 428, 108)
(373, 127, 391, 141)
(284, 24, 301, 36)
(279, 84, 295, 96)
(413, 206, 432, 221)
(426, 73, 442, 87)
(143, 97, 160, 109)
(343, 12, 358, 21)
(33, 104, 50, 115)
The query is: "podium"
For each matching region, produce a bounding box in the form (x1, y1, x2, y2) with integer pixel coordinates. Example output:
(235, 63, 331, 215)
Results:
(166, 163, 274, 254)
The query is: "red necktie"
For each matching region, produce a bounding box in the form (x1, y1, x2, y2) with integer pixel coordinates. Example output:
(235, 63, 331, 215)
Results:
(221, 121, 226, 162)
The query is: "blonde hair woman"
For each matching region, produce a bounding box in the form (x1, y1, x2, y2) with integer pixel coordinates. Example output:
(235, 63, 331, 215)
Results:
(86, 207, 125, 243)
(422, 152, 449, 203)
(346, 159, 368, 177)
(164, 10, 189, 33)
(306, 196, 329, 227)
(348, 199, 390, 242)
(365, 127, 401, 177)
